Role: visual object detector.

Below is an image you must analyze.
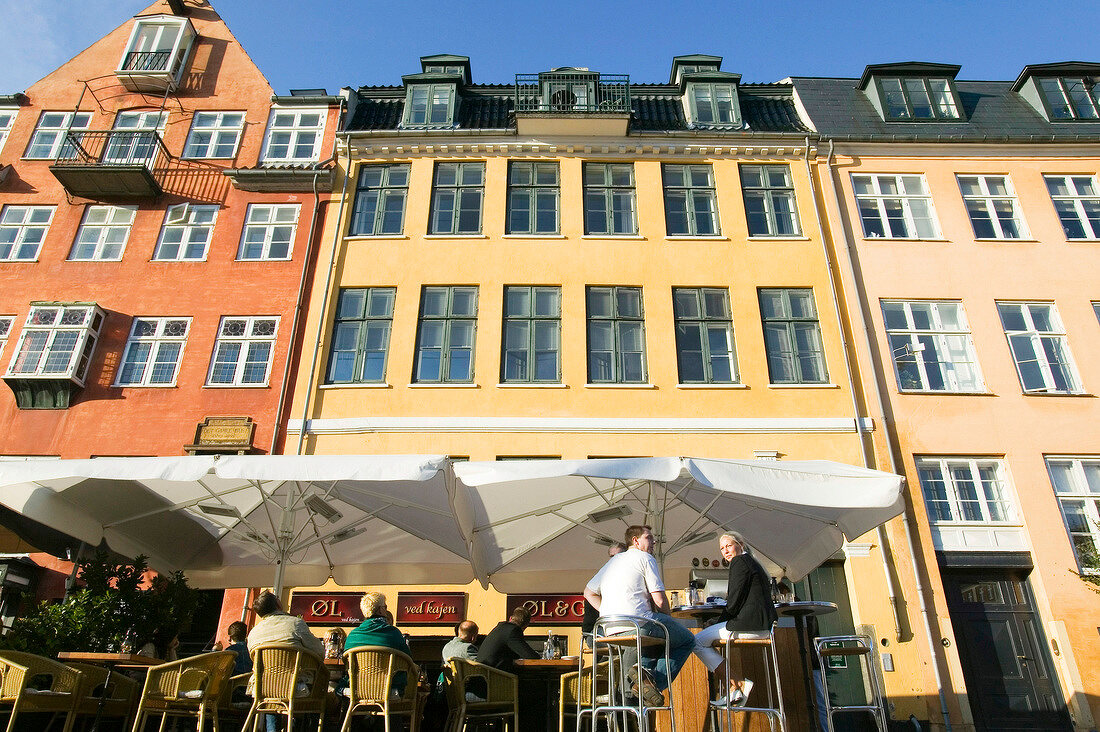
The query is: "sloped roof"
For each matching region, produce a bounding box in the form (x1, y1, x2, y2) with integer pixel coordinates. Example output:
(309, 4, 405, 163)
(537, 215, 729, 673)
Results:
(346, 83, 809, 134)
(791, 76, 1100, 141)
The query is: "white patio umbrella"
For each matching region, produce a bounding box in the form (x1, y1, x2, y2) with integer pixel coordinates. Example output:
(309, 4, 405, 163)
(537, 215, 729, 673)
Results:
(453, 457, 905, 593)
(0, 454, 471, 595)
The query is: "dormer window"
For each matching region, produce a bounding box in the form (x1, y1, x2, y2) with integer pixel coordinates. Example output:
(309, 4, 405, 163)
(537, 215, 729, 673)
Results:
(116, 15, 196, 92)
(859, 63, 963, 123)
(879, 78, 959, 120)
(688, 83, 737, 125)
(1038, 77, 1099, 120)
(402, 84, 456, 127)
(418, 54, 471, 85)
(669, 54, 723, 85)
(425, 65, 463, 76)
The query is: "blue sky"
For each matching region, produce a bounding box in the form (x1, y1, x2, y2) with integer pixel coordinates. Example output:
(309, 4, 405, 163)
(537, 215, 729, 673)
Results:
(1, 0, 1099, 94)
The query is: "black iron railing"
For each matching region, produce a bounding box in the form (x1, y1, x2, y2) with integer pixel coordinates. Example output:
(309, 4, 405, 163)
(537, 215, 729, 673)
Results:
(52, 130, 169, 169)
(121, 51, 172, 72)
(515, 72, 630, 114)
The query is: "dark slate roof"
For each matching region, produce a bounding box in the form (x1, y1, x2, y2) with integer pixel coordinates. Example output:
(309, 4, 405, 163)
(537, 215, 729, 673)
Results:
(346, 83, 808, 134)
(791, 77, 1100, 141)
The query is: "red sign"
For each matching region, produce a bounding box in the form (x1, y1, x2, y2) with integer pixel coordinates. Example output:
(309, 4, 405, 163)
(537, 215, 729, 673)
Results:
(395, 593, 466, 625)
(289, 592, 364, 626)
(507, 594, 586, 625)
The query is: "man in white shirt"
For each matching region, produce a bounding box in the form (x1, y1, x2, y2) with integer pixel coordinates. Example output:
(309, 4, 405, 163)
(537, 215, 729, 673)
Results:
(583, 525, 696, 702)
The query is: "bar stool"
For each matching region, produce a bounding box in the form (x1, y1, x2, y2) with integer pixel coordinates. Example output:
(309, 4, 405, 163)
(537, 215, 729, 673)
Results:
(813, 634, 888, 732)
(710, 622, 785, 732)
(585, 614, 677, 732)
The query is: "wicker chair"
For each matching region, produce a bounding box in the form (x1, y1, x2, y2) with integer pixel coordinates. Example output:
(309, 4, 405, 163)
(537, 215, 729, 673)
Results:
(65, 661, 138, 729)
(0, 651, 83, 732)
(559, 661, 608, 732)
(339, 645, 421, 732)
(443, 658, 517, 732)
(242, 644, 328, 732)
(130, 651, 236, 732)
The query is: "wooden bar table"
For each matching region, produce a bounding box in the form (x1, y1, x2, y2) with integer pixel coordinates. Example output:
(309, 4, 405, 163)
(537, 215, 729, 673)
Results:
(513, 658, 577, 732)
(654, 606, 814, 732)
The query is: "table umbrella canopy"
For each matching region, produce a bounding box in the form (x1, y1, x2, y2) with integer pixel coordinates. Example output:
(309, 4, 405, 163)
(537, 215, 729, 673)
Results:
(0, 454, 470, 593)
(453, 457, 905, 592)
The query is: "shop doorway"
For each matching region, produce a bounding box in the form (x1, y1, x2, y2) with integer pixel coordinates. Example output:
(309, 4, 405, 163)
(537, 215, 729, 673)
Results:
(942, 570, 1070, 731)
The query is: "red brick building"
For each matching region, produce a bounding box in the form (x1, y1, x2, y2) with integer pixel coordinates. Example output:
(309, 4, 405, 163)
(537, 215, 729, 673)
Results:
(0, 0, 340, 635)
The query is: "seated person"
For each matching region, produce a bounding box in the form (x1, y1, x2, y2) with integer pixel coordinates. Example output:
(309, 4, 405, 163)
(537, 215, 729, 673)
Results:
(443, 620, 479, 663)
(247, 591, 324, 732)
(226, 621, 252, 675)
(341, 591, 412, 694)
(476, 607, 538, 674)
(693, 533, 777, 706)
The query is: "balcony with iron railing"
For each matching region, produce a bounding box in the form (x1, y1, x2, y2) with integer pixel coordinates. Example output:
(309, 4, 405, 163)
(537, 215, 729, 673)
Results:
(121, 50, 173, 73)
(514, 72, 631, 114)
(49, 130, 170, 198)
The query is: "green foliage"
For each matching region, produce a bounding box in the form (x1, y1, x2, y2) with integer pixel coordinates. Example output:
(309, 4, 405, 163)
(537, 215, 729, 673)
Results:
(0, 549, 199, 658)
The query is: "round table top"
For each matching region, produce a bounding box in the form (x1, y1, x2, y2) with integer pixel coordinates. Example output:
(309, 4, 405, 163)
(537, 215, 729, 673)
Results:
(775, 600, 838, 618)
(670, 603, 726, 619)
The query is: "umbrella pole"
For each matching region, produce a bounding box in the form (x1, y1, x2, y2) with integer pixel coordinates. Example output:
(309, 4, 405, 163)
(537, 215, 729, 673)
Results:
(273, 559, 285, 601)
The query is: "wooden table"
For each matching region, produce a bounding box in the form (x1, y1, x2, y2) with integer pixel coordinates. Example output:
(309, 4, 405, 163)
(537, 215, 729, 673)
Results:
(514, 658, 576, 732)
(57, 652, 161, 732)
(776, 601, 836, 731)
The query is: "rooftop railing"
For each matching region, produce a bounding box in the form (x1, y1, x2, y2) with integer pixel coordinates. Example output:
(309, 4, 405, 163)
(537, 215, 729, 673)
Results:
(514, 72, 630, 114)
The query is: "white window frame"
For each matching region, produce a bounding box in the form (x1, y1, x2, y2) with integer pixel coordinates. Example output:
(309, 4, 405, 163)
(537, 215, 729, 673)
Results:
(1044, 174, 1100, 240)
(0, 205, 55, 261)
(917, 457, 1018, 524)
(183, 111, 245, 159)
(0, 316, 13, 363)
(154, 204, 218, 261)
(686, 83, 738, 126)
(114, 317, 191, 387)
(1037, 78, 1100, 121)
(402, 84, 455, 128)
(957, 175, 1029, 240)
(237, 204, 299, 261)
(996, 301, 1082, 394)
(852, 174, 940, 239)
(119, 15, 194, 81)
(260, 107, 325, 163)
(882, 300, 984, 393)
(24, 111, 92, 159)
(103, 110, 167, 165)
(0, 107, 16, 155)
(68, 205, 136, 261)
(1046, 456, 1100, 573)
(5, 304, 104, 383)
(206, 316, 279, 387)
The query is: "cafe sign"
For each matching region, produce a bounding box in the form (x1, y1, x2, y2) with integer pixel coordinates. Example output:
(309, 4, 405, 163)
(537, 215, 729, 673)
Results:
(395, 593, 466, 625)
(289, 592, 364, 626)
(507, 594, 585, 625)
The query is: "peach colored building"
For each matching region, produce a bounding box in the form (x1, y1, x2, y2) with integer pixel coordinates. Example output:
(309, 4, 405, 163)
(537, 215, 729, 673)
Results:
(0, 0, 339, 644)
(795, 62, 1100, 731)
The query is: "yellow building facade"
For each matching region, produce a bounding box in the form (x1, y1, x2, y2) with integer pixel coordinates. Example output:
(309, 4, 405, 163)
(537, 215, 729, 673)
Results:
(282, 56, 944, 726)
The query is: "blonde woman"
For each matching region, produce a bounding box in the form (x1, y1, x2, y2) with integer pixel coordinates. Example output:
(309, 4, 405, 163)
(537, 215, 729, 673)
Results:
(693, 533, 777, 705)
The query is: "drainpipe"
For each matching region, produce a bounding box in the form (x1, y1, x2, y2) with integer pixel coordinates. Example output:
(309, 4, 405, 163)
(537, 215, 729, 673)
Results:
(294, 131, 353, 455)
(801, 136, 903, 642)
(270, 97, 346, 454)
(819, 138, 953, 731)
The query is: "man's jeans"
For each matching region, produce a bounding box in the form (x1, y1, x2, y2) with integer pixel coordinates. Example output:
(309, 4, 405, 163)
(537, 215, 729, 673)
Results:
(635, 613, 696, 691)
